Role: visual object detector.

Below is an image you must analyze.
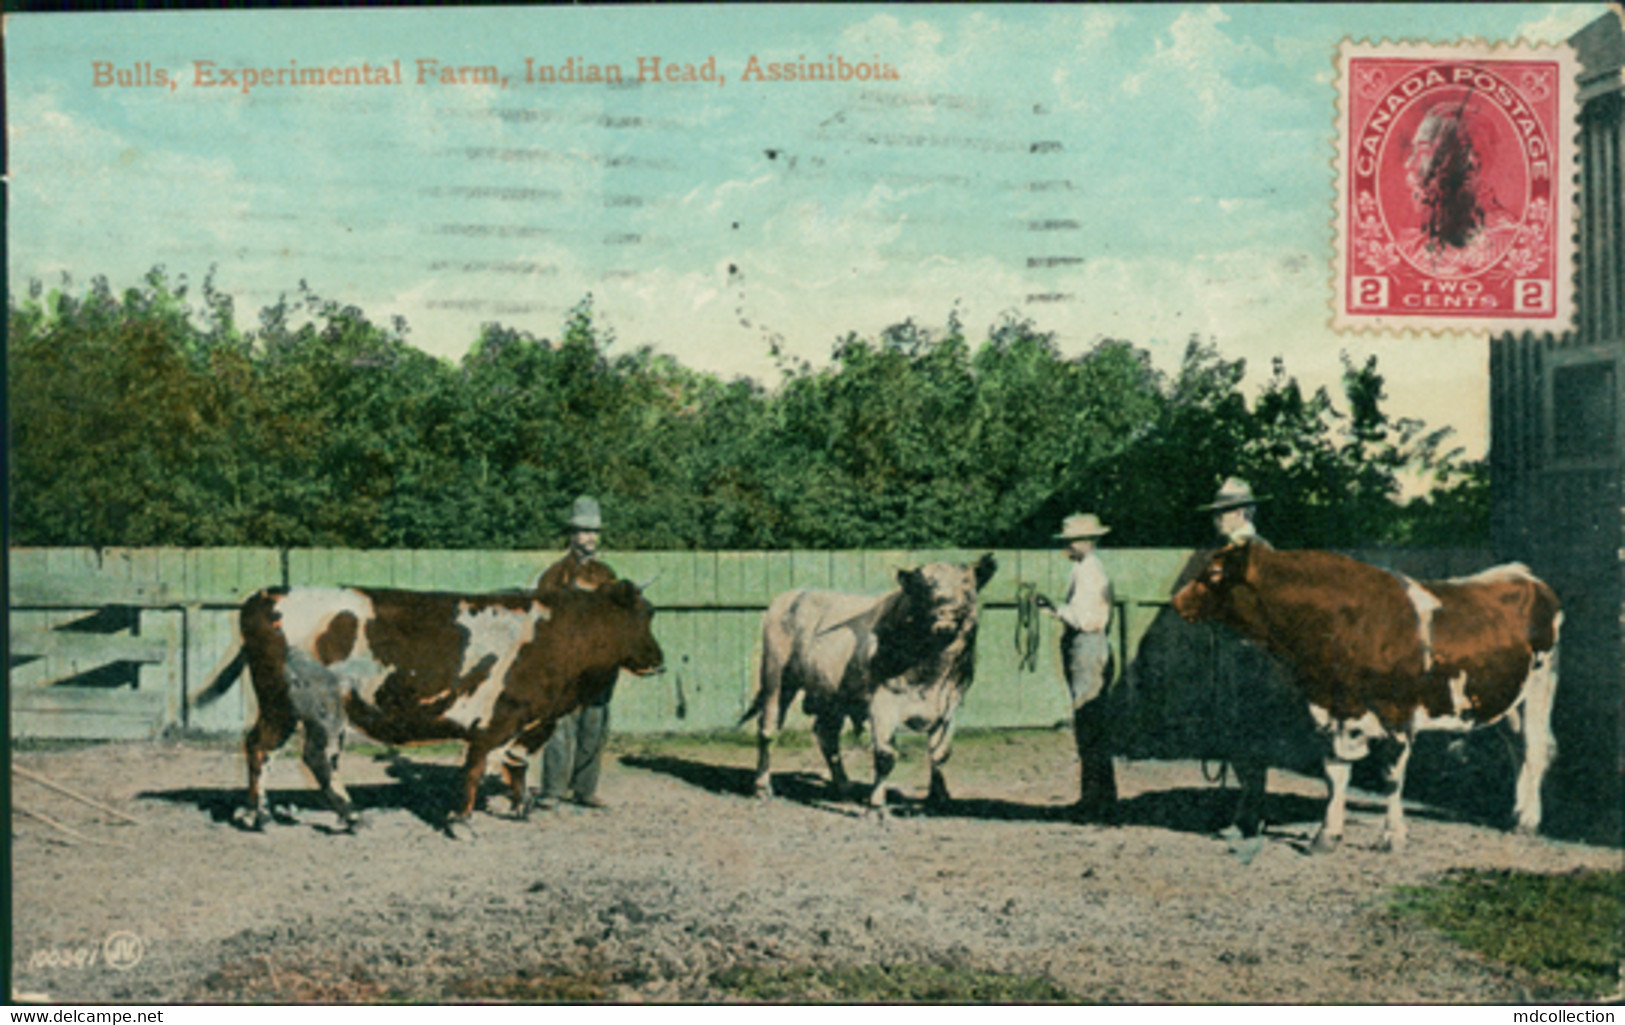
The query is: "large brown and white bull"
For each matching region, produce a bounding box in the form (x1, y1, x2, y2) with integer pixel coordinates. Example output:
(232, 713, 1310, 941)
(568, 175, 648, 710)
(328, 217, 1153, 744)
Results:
(196, 581, 663, 833)
(745, 554, 997, 813)
(1172, 542, 1560, 852)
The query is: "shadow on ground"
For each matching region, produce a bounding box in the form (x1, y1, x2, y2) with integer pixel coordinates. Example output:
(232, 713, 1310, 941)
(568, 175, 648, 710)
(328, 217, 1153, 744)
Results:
(621, 752, 1347, 834)
(138, 751, 523, 833)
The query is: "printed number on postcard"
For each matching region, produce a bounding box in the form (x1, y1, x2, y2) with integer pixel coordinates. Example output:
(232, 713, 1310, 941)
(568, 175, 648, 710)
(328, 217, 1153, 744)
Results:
(1333, 39, 1578, 334)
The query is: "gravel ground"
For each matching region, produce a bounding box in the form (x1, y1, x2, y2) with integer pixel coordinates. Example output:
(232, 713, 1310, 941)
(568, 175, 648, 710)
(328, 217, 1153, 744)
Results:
(9, 730, 1618, 1003)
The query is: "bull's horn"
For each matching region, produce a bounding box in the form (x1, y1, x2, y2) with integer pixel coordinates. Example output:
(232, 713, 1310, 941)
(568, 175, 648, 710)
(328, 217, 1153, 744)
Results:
(635, 574, 660, 591)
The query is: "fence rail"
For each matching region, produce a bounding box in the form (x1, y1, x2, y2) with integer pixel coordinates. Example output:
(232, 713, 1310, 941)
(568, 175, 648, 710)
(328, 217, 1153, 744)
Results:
(8, 545, 1491, 741)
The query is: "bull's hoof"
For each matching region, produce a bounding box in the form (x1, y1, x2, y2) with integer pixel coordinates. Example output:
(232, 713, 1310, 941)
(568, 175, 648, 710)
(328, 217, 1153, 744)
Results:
(234, 806, 270, 832)
(863, 790, 890, 821)
(753, 782, 774, 801)
(1375, 832, 1406, 853)
(340, 813, 367, 833)
(1309, 828, 1342, 854)
(1225, 834, 1266, 865)
(1230, 814, 1264, 839)
(445, 815, 478, 841)
(268, 804, 301, 825)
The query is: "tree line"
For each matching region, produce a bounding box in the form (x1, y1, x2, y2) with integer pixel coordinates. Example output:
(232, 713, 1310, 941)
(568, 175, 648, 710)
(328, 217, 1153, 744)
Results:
(7, 269, 1487, 552)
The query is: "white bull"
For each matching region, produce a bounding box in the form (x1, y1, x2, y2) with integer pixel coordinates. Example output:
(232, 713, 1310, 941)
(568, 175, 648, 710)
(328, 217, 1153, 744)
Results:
(745, 554, 997, 812)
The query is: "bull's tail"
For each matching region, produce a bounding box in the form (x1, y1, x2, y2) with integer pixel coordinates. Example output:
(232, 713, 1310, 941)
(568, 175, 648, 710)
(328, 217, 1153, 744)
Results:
(192, 646, 246, 708)
(196, 587, 281, 709)
(742, 595, 793, 729)
(738, 638, 768, 727)
(738, 686, 769, 728)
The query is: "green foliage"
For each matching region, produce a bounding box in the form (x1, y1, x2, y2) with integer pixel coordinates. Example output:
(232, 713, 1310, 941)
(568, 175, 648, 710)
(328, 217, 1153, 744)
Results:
(8, 268, 1487, 550)
(710, 963, 1075, 1003)
(1391, 869, 1624, 999)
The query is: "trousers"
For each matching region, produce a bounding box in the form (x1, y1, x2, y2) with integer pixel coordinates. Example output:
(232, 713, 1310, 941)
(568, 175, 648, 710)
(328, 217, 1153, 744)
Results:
(1062, 628, 1117, 811)
(533, 687, 613, 801)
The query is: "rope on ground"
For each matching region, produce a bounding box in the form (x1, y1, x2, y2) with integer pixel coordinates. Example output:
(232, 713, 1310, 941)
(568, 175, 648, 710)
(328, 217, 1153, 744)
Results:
(13, 764, 141, 825)
(14, 803, 132, 848)
(1014, 582, 1041, 673)
(1201, 623, 1236, 788)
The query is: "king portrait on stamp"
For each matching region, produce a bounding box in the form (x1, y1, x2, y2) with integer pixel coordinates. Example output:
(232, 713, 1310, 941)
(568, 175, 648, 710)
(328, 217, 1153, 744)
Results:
(1332, 39, 1579, 334)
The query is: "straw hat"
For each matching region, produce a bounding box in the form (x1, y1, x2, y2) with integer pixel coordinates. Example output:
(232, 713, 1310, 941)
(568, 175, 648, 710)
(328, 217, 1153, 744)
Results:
(1197, 477, 1268, 512)
(1055, 512, 1112, 540)
(564, 495, 603, 531)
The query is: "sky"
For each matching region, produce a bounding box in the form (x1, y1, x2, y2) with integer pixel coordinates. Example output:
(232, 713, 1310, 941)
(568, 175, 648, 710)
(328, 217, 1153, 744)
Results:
(6, 3, 1614, 462)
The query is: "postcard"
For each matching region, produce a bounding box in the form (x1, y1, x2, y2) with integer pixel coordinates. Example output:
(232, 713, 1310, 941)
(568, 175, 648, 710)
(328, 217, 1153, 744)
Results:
(7, 4, 1621, 1008)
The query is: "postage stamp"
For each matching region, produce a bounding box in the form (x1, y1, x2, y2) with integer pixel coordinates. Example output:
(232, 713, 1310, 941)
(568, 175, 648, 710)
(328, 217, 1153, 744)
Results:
(1332, 39, 1580, 334)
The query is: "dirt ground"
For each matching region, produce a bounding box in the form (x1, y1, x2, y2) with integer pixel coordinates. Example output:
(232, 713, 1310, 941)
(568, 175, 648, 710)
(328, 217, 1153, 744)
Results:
(9, 728, 1619, 1004)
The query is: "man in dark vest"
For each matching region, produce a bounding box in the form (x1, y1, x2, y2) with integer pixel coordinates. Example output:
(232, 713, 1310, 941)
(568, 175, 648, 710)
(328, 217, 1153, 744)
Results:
(531, 495, 618, 810)
(1192, 476, 1291, 835)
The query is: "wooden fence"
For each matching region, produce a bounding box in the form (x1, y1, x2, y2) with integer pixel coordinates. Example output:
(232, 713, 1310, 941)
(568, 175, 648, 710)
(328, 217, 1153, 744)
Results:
(8, 546, 1494, 741)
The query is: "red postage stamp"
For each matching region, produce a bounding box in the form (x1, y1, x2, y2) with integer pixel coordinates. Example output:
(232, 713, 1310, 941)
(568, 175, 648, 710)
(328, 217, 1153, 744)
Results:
(1333, 40, 1579, 334)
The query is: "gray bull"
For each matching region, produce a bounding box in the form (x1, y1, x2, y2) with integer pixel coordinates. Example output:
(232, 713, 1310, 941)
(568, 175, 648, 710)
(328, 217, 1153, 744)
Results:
(745, 554, 997, 811)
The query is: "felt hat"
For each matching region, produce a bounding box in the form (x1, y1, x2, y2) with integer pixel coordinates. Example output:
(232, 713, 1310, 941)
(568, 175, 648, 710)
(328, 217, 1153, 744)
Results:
(1197, 477, 1268, 512)
(564, 495, 603, 531)
(1055, 512, 1112, 540)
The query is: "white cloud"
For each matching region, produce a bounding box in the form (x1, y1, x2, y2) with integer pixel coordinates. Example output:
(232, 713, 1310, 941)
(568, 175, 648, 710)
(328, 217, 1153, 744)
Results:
(1158, 4, 1237, 73)
(1117, 5, 1303, 127)
(838, 12, 950, 89)
(1515, 4, 1613, 43)
(702, 173, 775, 213)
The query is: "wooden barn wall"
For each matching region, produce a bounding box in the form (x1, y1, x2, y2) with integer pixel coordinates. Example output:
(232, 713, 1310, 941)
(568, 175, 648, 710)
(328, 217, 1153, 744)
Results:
(1578, 93, 1623, 346)
(1489, 15, 1624, 847)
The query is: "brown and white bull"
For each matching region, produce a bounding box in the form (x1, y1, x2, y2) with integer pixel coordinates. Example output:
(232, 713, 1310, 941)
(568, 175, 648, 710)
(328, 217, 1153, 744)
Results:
(745, 554, 997, 813)
(196, 581, 663, 833)
(1172, 541, 1560, 852)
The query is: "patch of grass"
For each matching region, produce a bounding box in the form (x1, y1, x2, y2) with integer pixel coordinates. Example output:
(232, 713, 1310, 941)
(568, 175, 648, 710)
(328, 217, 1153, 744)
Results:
(191, 953, 394, 1003)
(349, 740, 466, 759)
(1391, 868, 1624, 999)
(11, 737, 115, 753)
(710, 963, 1075, 1003)
(444, 967, 611, 1003)
(611, 729, 806, 753)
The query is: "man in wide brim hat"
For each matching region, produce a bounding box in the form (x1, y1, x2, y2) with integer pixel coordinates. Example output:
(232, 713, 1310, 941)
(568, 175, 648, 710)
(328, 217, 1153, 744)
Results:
(1036, 512, 1118, 820)
(1196, 477, 1268, 513)
(529, 495, 618, 811)
(1054, 512, 1112, 540)
(1199, 477, 1268, 546)
(1187, 475, 1281, 836)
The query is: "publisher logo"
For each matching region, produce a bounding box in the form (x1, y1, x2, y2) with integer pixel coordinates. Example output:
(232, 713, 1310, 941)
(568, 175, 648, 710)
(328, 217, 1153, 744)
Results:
(102, 932, 144, 971)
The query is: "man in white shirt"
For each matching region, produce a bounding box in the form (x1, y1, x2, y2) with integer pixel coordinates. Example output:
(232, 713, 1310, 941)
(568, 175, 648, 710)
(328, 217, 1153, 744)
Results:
(1036, 512, 1117, 821)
